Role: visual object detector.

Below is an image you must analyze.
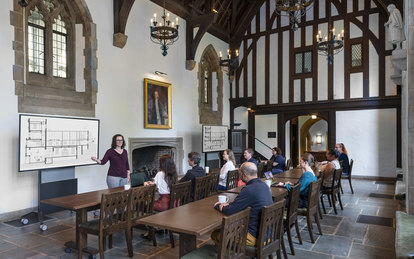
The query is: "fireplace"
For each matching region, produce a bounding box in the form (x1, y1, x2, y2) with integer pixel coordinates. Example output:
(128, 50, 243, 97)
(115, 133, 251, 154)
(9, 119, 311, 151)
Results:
(128, 137, 184, 177)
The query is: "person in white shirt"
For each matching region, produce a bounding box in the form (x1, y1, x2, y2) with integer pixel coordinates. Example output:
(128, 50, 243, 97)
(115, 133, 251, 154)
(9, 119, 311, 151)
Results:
(218, 149, 237, 190)
(320, 148, 341, 188)
(144, 154, 178, 211)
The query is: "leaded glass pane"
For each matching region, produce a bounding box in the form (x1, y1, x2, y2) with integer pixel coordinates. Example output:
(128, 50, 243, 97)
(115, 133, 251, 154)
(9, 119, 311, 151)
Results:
(304, 51, 312, 73)
(42, 0, 55, 12)
(53, 15, 67, 78)
(204, 70, 209, 103)
(295, 53, 303, 74)
(351, 44, 362, 67)
(28, 7, 45, 74)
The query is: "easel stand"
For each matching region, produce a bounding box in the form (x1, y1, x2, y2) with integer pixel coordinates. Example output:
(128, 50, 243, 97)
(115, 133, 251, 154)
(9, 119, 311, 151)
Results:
(20, 168, 77, 231)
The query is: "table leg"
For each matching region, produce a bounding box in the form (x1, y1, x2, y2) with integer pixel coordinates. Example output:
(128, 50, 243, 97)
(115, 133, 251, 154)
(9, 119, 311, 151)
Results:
(179, 233, 196, 257)
(76, 208, 88, 249)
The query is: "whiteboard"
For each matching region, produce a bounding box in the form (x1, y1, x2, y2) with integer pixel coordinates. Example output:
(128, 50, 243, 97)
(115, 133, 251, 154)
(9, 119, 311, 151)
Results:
(19, 114, 99, 171)
(202, 125, 228, 152)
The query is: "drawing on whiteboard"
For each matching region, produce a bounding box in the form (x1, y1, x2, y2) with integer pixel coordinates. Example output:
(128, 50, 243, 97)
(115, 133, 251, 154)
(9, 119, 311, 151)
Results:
(19, 115, 99, 171)
(24, 118, 95, 165)
(203, 125, 228, 152)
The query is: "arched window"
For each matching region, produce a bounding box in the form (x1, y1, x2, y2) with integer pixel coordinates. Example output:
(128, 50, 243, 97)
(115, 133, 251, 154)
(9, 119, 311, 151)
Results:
(11, 0, 98, 117)
(198, 45, 223, 125)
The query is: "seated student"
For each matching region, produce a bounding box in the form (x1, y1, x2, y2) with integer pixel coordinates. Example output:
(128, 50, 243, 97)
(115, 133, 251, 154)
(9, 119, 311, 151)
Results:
(266, 147, 285, 175)
(319, 148, 341, 189)
(276, 153, 317, 208)
(212, 162, 273, 246)
(335, 143, 350, 175)
(218, 149, 236, 190)
(179, 152, 206, 200)
(243, 148, 258, 166)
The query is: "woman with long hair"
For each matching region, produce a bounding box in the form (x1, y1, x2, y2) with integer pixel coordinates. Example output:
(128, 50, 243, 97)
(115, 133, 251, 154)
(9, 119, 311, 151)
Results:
(276, 153, 317, 208)
(91, 134, 130, 188)
(335, 143, 350, 175)
(146, 154, 178, 212)
(218, 149, 236, 190)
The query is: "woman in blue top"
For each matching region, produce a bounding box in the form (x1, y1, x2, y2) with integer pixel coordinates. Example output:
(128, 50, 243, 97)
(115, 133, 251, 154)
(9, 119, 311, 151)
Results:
(335, 143, 349, 175)
(276, 153, 317, 208)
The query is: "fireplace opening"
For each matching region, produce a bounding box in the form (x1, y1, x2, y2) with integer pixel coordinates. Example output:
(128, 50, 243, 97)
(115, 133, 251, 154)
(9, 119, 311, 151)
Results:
(132, 146, 175, 179)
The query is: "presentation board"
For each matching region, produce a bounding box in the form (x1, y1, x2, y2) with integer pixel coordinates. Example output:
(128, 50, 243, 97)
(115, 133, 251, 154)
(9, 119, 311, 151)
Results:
(19, 114, 99, 172)
(202, 125, 228, 152)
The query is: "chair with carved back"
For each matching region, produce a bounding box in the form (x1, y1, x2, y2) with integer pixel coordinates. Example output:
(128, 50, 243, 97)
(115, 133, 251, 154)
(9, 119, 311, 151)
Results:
(168, 181, 192, 248)
(208, 171, 220, 196)
(341, 159, 354, 194)
(128, 185, 157, 247)
(284, 183, 302, 256)
(77, 190, 130, 259)
(246, 199, 286, 259)
(320, 168, 343, 214)
(226, 169, 239, 190)
(285, 159, 292, 171)
(297, 178, 323, 243)
(181, 208, 251, 259)
(193, 175, 212, 201)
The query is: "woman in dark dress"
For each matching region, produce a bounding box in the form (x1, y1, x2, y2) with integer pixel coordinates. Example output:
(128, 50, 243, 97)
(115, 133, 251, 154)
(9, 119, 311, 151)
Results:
(335, 143, 349, 175)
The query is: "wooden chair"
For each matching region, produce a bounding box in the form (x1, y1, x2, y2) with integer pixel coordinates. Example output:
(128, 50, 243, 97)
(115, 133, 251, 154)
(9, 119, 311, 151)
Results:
(320, 168, 343, 215)
(225, 169, 239, 190)
(128, 185, 157, 247)
(246, 199, 286, 259)
(181, 208, 251, 259)
(297, 178, 323, 243)
(258, 161, 267, 178)
(193, 175, 211, 201)
(77, 190, 130, 259)
(285, 159, 292, 171)
(341, 159, 354, 194)
(209, 171, 220, 196)
(284, 183, 302, 255)
(168, 181, 192, 248)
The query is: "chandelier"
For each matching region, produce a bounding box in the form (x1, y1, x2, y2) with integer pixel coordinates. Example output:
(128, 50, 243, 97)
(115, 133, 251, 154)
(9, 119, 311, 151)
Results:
(316, 28, 344, 65)
(275, 0, 314, 31)
(150, 1, 179, 56)
(219, 49, 239, 79)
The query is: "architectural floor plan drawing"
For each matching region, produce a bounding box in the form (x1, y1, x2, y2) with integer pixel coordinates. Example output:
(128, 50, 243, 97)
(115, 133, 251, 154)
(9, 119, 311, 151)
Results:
(19, 115, 99, 171)
(203, 125, 228, 152)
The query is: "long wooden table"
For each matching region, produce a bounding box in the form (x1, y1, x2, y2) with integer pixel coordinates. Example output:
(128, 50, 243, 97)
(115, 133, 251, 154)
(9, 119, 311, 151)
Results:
(274, 168, 303, 179)
(227, 185, 288, 201)
(137, 193, 238, 257)
(41, 186, 125, 255)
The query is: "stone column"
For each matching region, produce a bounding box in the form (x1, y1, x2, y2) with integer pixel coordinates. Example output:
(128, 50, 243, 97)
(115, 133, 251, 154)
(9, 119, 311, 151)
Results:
(406, 3, 414, 214)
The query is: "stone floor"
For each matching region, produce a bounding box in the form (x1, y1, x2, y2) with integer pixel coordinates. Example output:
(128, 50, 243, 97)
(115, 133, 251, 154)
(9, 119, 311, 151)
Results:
(0, 179, 400, 258)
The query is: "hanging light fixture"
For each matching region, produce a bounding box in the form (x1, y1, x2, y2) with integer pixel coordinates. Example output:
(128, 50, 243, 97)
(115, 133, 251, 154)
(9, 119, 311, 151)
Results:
(150, 0, 179, 56)
(219, 48, 239, 79)
(275, 0, 314, 31)
(316, 27, 344, 65)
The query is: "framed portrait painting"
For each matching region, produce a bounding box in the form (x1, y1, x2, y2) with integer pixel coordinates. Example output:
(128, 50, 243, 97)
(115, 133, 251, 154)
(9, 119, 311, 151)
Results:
(144, 78, 172, 129)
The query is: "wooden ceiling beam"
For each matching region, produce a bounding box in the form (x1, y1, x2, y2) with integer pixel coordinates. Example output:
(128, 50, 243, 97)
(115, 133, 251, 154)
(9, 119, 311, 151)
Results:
(113, 0, 135, 48)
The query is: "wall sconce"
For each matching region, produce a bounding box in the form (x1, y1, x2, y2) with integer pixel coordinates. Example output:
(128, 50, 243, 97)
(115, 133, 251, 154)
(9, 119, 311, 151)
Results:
(311, 115, 317, 119)
(247, 107, 252, 111)
(316, 134, 322, 144)
(155, 71, 167, 76)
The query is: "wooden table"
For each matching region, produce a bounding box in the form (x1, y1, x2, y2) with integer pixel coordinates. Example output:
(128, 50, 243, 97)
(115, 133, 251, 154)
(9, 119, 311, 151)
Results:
(41, 186, 125, 255)
(227, 185, 287, 201)
(137, 193, 238, 257)
(274, 168, 303, 179)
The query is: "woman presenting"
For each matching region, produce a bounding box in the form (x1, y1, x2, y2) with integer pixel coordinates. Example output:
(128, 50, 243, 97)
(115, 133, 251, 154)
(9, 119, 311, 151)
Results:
(91, 134, 130, 188)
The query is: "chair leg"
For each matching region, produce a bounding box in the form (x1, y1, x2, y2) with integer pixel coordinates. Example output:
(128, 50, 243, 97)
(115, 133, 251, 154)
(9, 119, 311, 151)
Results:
(108, 234, 112, 249)
(349, 177, 354, 194)
(294, 220, 302, 245)
(149, 227, 157, 247)
(318, 201, 323, 219)
(327, 195, 332, 207)
(98, 234, 105, 259)
(286, 223, 295, 255)
(125, 229, 133, 257)
(340, 182, 344, 194)
(331, 193, 338, 214)
(320, 195, 327, 214)
(337, 193, 344, 210)
(307, 215, 315, 243)
(314, 213, 323, 236)
(169, 230, 175, 248)
(281, 236, 288, 259)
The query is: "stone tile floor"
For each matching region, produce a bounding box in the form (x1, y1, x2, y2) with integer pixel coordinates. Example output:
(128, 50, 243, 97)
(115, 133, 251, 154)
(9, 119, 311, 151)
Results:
(0, 179, 400, 258)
